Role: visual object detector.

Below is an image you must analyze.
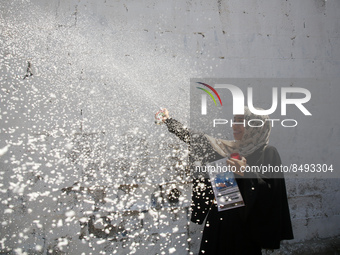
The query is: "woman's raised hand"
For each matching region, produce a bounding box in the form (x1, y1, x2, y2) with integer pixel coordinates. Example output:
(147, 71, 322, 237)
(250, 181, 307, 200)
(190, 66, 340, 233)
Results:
(162, 108, 169, 120)
(155, 108, 170, 124)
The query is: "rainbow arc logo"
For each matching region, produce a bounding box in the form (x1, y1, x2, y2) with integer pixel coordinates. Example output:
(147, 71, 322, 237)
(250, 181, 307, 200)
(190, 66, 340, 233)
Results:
(196, 82, 222, 115)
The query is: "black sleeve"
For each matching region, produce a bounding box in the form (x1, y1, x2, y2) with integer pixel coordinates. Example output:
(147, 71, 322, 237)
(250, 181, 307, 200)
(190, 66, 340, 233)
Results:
(164, 118, 190, 144)
(164, 118, 219, 163)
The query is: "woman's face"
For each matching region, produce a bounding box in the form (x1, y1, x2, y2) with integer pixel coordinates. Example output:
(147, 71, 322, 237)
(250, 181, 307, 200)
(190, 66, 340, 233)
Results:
(232, 115, 245, 140)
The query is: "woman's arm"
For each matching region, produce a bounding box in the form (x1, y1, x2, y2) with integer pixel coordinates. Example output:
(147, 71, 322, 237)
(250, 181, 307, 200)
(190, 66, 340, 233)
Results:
(156, 108, 191, 144)
(158, 109, 215, 224)
(164, 118, 191, 144)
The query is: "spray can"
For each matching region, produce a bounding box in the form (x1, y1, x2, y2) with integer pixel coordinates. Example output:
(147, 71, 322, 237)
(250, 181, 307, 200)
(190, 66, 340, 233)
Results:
(230, 153, 241, 160)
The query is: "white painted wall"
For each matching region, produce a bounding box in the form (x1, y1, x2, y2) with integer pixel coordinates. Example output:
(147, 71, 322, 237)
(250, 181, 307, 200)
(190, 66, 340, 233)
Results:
(1, 0, 339, 254)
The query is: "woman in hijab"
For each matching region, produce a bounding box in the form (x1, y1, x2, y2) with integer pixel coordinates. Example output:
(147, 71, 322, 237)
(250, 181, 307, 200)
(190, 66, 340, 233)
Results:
(159, 107, 294, 255)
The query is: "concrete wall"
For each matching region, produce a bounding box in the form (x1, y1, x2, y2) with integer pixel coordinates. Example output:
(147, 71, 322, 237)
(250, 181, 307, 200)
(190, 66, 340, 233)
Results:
(1, 0, 339, 254)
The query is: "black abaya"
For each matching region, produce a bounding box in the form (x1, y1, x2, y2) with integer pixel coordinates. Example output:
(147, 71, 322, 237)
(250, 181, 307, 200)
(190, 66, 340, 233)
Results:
(165, 118, 294, 254)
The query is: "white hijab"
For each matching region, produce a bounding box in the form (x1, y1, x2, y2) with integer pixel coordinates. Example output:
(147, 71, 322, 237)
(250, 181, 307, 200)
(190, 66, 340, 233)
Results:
(204, 106, 271, 158)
